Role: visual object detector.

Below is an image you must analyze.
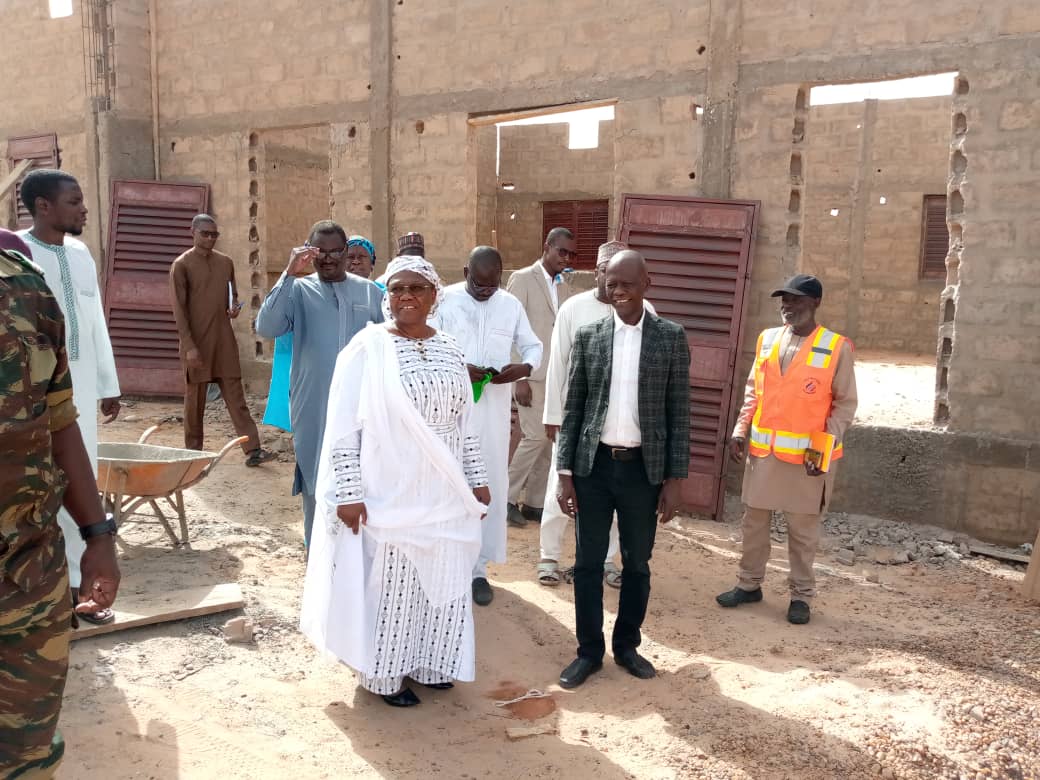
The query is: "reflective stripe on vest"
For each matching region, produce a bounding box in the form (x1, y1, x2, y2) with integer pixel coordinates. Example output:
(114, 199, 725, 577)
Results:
(807, 328, 841, 369)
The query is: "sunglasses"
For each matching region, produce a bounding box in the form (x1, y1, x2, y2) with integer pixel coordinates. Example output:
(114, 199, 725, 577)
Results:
(554, 246, 578, 260)
(198, 230, 220, 238)
(387, 283, 434, 297)
(304, 242, 347, 261)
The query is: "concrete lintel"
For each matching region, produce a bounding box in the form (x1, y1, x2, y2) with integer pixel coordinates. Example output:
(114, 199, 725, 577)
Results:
(738, 37, 1039, 90)
(393, 69, 709, 122)
(160, 101, 369, 140)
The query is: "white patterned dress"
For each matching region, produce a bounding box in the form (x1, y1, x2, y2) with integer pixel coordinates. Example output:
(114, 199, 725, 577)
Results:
(328, 333, 487, 694)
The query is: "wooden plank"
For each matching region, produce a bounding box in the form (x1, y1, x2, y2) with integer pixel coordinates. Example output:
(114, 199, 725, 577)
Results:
(1021, 527, 1040, 602)
(72, 583, 244, 641)
(0, 159, 32, 201)
(967, 542, 1032, 565)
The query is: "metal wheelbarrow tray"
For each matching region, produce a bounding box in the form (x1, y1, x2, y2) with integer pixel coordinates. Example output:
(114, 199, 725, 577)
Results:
(97, 425, 247, 546)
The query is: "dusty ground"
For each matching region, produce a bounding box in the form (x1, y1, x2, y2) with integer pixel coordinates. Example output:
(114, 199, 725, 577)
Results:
(853, 352, 936, 430)
(57, 399, 1039, 780)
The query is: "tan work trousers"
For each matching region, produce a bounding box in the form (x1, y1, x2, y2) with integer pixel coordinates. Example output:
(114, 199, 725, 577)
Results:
(184, 377, 261, 453)
(507, 380, 552, 508)
(737, 506, 820, 600)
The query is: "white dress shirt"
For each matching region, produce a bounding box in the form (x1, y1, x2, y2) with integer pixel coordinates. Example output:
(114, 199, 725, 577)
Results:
(600, 309, 644, 447)
(539, 262, 559, 312)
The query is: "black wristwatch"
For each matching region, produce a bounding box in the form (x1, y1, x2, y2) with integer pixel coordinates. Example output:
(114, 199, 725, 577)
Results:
(79, 513, 118, 541)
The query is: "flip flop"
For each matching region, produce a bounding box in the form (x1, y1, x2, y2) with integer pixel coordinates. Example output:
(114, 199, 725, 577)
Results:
(537, 561, 561, 586)
(603, 562, 623, 589)
(70, 587, 116, 625)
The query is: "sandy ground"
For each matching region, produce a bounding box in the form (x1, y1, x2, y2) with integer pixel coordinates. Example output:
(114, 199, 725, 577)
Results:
(853, 352, 936, 429)
(55, 399, 1039, 780)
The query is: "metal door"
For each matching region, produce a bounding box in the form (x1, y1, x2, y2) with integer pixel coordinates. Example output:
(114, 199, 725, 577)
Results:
(618, 194, 759, 520)
(7, 134, 60, 228)
(103, 180, 209, 396)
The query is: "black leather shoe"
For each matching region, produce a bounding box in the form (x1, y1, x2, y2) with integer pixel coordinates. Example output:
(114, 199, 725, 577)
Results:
(416, 681, 453, 690)
(472, 577, 494, 606)
(787, 600, 811, 624)
(520, 504, 543, 522)
(614, 650, 656, 679)
(715, 587, 763, 608)
(382, 687, 421, 707)
(506, 503, 528, 528)
(560, 657, 602, 689)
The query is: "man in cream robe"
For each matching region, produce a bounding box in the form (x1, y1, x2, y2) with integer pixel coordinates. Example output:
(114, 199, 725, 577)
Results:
(19, 169, 121, 613)
(434, 247, 542, 606)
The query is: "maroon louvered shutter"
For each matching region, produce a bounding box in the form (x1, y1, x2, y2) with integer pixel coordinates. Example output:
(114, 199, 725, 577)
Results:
(7, 134, 60, 228)
(919, 195, 948, 280)
(104, 180, 210, 396)
(541, 199, 608, 270)
(619, 194, 759, 520)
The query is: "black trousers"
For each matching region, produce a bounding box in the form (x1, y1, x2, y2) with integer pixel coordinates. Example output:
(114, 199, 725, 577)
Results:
(572, 445, 661, 661)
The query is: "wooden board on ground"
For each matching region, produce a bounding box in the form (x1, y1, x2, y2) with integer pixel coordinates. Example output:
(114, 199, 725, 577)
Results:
(73, 583, 244, 640)
(1022, 528, 1040, 602)
(968, 542, 1032, 565)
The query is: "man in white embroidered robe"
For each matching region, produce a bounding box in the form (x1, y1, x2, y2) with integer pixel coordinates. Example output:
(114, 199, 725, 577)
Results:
(435, 247, 542, 606)
(19, 169, 121, 623)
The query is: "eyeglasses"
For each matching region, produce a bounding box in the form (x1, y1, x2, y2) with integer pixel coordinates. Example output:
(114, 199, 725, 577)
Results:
(304, 243, 347, 261)
(387, 284, 434, 297)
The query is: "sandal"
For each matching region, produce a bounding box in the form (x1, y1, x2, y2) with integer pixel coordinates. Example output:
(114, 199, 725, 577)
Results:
(382, 687, 421, 707)
(245, 448, 276, 467)
(560, 565, 576, 584)
(537, 561, 561, 586)
(71, 587, 116, 625)
(603, 563, 623, 590)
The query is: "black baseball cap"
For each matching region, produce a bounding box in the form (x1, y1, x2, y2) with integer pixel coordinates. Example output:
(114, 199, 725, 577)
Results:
(771, 274, 823, 299)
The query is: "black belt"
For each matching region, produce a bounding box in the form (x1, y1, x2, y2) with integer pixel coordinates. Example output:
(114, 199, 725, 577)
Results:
(598, 443, 642, 461)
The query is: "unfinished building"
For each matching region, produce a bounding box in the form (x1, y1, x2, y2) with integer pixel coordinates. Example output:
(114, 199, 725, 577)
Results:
(2, 0, 1038, 543)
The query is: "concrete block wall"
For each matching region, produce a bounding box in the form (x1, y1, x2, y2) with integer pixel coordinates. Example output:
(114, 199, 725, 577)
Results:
(803, 97, 950, 354)
(944, 60, 1040, 440)
(495, 121, 615, 270)
(261, 125, 331, 287)
(330, 121, 375, 265)
(154, 0, 370, 127)
(390, 112, 473, 278)
(613, 96, 705, 237)
(391, 1, 710, 99)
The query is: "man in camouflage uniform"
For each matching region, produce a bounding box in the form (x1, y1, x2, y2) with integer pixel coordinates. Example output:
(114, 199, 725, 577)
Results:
(0, 246, 120, 778)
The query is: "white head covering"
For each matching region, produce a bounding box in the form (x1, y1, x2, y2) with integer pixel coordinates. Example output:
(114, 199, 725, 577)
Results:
(375, 254, 443, 320)
(597, 240, 628, 267)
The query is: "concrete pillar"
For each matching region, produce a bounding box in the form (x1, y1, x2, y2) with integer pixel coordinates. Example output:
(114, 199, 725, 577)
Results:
(369, 0, 393, 258)
(845, 99, 878, 340)
(700, 0, 742, 198)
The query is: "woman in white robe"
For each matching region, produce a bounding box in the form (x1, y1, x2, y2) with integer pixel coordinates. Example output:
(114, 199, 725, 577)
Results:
(300, 256, 490, 707)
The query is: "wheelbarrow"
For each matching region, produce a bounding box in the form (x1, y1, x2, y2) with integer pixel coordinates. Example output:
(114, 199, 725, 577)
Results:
(96, 425, 248, 547)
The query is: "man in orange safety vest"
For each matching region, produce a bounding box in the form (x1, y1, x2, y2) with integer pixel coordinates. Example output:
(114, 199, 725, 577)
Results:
(716, 275, 857, 625)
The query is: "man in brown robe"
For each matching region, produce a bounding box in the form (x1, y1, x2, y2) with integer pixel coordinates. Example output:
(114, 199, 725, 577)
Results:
(170, 214, 273, 466)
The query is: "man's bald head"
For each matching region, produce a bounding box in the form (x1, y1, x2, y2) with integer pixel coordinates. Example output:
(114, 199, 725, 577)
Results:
(605, 249, 647, 275)
(468, 245, 502, 270)
(465, 245, 503, 301)
(604, 249, 651, 324)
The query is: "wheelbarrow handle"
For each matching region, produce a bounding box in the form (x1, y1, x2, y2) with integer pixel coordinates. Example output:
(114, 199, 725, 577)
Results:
(210, 435, 251, 468)
(138, 424, 162, 444)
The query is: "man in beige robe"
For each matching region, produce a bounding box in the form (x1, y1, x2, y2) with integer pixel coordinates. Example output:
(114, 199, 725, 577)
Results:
(716, 275, 857, 624)
(169, 214, 273, 465)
